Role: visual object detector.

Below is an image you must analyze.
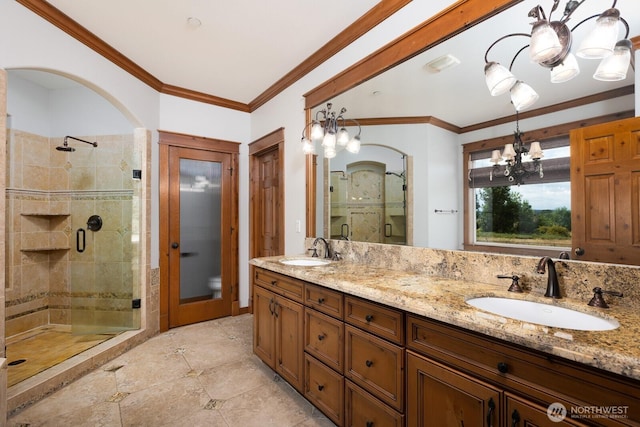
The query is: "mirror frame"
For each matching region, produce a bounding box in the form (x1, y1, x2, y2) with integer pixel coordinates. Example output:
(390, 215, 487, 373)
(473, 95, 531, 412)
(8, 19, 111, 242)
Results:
(304, 0, 521, 237)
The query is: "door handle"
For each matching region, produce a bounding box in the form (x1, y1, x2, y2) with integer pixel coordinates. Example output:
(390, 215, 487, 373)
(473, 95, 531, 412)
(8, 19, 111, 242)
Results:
(574, 247, 585, 256)
(76, 228, 86, 253)
(171, 242, 179, 249)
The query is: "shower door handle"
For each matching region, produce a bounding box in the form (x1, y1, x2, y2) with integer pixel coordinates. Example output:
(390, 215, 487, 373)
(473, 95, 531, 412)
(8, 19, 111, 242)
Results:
(76, 228, 86, 253)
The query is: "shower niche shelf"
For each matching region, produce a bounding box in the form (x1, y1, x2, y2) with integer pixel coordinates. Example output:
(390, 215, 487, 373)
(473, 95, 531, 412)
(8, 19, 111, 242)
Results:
(20, 213, 70, 217)
(19, 213, 71, 252)
(21, 247, 70, 252)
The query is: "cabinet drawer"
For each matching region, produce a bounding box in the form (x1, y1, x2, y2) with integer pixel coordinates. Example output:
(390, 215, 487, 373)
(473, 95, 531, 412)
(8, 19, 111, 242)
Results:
(345, 325, 404, 412)
(305, 354, 344, 426)
(254, 267, 304, 302)
(305, 283, 343, 319)
(305, 308, 344, 373)
(505, 393, 586, 426)
(346, 380, 404, 427)
(345, 296, 404, 345)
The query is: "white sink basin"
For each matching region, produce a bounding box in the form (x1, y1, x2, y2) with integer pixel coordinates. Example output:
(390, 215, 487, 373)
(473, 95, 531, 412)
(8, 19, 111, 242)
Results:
(466, 297, 619, 331)
(279, 258, 331, 267)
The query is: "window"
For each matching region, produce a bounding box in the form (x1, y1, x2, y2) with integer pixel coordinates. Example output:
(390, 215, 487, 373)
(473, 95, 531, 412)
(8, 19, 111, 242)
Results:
(466, 137, 571, 251)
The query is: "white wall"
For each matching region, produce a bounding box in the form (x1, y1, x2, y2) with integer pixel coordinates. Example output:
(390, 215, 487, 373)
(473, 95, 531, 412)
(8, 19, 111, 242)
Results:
(7, 73, 133, 137)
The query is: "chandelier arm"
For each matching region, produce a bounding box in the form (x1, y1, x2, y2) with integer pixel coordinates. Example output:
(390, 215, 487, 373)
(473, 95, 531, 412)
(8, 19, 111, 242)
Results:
(620, 17, 630, 39)
(484, 33, 531, 64)
(569, 13, 600, 33)
(509, 45, 530, 72)
(559, 0, 586, 23)
(301, 121, 314, 138)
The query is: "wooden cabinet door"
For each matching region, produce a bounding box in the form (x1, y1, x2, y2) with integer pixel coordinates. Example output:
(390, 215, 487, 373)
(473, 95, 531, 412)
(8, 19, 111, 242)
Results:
(570, 117, 640, 265)
(407, 351, 501, 427)
(275, 295, 304, 392)
(253, 285, 276, 369)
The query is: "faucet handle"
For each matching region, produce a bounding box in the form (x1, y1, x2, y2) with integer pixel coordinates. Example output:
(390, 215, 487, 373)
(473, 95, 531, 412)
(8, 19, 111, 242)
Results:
(588, 287, 623, 309)
(308, 247, 319, 257)
(331, 251, 342, 261)
(497, 275, 523, 293)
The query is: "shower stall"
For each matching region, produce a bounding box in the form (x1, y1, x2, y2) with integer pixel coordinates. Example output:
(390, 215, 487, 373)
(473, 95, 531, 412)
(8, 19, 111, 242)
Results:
(4, 70, 142, 387)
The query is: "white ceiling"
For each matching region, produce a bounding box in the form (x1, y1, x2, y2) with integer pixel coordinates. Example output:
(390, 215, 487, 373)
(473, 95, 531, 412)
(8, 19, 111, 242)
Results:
(46, 0, 379, 104)
(326, 0, 639, 127)
(14, 0, 640, 128)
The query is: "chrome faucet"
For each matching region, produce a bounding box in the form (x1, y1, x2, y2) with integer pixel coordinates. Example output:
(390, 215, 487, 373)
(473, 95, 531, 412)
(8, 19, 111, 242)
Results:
(312, 237, 331, 259)
(536, 256, 561, 298)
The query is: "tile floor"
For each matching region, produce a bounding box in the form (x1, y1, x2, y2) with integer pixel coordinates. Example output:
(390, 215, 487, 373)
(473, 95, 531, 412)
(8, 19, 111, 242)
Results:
(7, 314, 336, 427)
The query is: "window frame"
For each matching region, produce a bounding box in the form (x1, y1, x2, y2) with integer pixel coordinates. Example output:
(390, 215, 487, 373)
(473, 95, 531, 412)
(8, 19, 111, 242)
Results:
(461, 114, 626, 258)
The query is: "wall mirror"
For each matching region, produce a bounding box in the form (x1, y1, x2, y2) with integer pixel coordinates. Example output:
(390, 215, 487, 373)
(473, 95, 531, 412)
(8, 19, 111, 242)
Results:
(308, 0, 638, 263)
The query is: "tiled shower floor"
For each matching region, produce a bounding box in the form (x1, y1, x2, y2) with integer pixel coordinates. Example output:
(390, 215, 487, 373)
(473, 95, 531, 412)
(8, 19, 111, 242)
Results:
(7, 314, 336, 426)
(6, 326, 115, 387)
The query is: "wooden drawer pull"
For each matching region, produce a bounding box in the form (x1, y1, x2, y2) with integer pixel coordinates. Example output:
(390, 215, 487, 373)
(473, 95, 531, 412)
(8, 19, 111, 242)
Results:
(365, 360, 374, 367)
(365, 314, 374, 322)
(317, 384, 324, 391)
(317, 334, 325, 341)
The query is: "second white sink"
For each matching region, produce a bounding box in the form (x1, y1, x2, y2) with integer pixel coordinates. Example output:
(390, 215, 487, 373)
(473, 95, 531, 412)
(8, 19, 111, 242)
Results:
(466, 297, 619, 331)
(279, 258, 331, 267)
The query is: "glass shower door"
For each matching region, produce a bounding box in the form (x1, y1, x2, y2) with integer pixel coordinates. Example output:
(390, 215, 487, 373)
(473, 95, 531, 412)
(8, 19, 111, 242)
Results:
(70, 135, 139, 335)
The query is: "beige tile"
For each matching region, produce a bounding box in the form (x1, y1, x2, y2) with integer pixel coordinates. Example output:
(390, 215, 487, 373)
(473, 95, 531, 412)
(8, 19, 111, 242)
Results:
(198, 356, 274, 401)
(217, 380, 313, 427)
(119, 376, 212, 426)
(8, 368, 117, 423)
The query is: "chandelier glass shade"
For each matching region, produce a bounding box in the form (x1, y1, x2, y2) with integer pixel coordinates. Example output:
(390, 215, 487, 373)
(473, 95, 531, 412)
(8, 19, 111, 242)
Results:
(484, 1, 634, 111)
(301, 103, 361, 158)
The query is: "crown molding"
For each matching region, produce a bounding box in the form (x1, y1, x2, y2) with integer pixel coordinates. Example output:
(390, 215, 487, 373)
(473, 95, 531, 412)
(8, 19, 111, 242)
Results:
(16, 0, 408, 113)
(248, 0, 411, 111)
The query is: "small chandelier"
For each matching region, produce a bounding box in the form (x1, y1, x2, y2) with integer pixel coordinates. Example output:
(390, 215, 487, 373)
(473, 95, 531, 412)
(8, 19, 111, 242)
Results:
(490, 111, 544, 186)
(301, 103, 361, 158)
(484, 0, 634, 111)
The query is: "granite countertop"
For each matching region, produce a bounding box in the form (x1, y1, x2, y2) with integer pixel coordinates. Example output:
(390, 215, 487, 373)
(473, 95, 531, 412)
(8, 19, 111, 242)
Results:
(250, 256, 640, 382)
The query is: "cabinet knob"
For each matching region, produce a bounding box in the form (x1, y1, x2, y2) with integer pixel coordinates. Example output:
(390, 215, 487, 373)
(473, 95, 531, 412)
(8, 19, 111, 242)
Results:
(511, 409, 521, 427)
(317, 384, 324, 391)
(171, 242, 179, 249)
(574, 247, 585, 256)
(497, 362, 508, 373)
(365, 314, 374, 322)
(271, 280, 277, 286)
(317, 334, 325, 341)
(366, 422, 374, 427)
(318, 297, 325, 304)
(365, 360, 373, 367)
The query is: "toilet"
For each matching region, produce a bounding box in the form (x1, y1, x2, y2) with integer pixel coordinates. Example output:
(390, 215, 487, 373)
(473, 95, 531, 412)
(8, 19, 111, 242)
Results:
(208, 276, 222, 299)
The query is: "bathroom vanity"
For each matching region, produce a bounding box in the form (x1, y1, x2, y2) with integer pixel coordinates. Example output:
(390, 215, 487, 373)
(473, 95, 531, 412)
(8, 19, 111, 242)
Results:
(250, 255, 640, 427)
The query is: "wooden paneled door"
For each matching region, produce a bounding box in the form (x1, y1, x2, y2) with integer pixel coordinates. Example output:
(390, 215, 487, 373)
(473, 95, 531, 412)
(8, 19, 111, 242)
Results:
(249, 129, 285, 281)
(159, 131, 239, 331)
(570, 116, 640, 265)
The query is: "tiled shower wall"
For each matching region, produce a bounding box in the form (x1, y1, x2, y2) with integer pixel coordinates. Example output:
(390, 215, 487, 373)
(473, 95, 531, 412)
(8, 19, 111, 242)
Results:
(5, 129, 140, 336)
